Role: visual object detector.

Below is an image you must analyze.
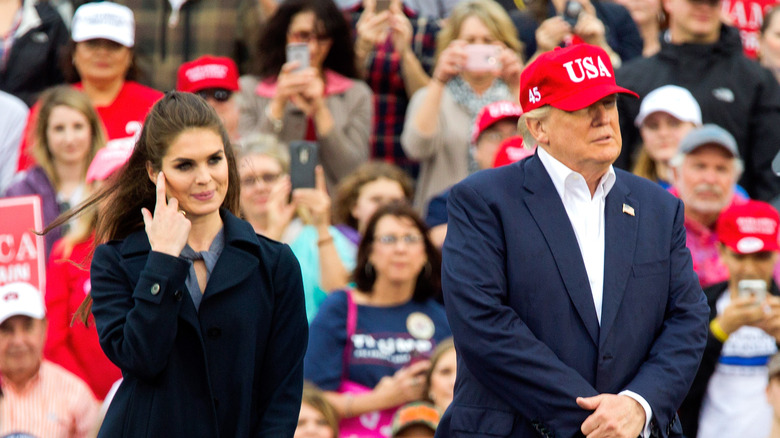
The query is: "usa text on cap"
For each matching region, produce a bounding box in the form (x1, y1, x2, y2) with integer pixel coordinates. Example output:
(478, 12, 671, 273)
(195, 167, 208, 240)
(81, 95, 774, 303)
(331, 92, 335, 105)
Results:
(520, 44, 638, 113)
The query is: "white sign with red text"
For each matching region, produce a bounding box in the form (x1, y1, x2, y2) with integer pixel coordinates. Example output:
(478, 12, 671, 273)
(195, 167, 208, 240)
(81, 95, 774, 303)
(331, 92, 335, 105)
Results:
(0, 196, 46, 292)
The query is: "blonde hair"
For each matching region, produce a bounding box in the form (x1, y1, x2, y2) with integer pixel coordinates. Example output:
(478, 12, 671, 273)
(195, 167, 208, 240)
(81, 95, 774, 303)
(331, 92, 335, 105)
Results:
(631, 147, 660, 182)
(32, 86, 106, 188)
(436, 0, 523, 60)
(518, 106, 551, 148)
(236, 133, 291, 174)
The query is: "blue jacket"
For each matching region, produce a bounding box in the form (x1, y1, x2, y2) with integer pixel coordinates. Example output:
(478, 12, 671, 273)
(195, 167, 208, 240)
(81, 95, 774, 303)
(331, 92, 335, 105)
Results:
(437, 153, 709, 438)
(90, 210, 307, 437)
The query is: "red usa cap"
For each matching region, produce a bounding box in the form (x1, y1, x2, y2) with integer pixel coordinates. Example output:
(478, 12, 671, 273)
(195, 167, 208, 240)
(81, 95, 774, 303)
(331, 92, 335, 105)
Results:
(472, 101, 523, 144)
(716, 200, 780, 254)
(520, 44, 638, 112)
(493, 136, 535, 167)
(177, 55, 239, 93)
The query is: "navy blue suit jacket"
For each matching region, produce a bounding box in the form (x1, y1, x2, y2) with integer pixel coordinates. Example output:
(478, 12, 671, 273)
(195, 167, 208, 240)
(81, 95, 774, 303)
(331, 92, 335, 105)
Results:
(437, 154, 709, 438)
(90, 210, 308, 437)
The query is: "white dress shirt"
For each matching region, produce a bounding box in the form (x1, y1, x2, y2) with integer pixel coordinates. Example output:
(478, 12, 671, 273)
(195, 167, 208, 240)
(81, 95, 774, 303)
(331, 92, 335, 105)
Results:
(537, 146, 653, 437)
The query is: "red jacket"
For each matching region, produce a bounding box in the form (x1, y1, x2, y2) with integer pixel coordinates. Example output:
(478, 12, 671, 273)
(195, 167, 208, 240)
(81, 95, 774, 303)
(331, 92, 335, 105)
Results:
(44, 234, 121, 400)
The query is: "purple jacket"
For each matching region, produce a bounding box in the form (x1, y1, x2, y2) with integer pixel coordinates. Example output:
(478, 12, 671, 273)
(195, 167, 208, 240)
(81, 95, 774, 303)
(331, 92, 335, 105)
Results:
(4, 166, 61, 257)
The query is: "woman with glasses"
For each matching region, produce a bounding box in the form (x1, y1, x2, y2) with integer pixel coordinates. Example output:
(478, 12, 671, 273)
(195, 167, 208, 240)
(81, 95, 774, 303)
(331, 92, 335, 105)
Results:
(4, 86, 106, 258)
(304, 201, 450, 437)
(236, 134, 300, 242)
(16, 2, 163, 171)
(238, 0, 373, 190)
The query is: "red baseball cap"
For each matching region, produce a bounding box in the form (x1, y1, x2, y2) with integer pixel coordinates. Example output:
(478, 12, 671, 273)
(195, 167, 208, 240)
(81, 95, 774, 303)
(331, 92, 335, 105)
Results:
(86, 146, 133, 183)
(493, 136, 535, 167)
(177, 55, 239, 93)
(520, 44, 638, 112)
(472, 101, 523, 144)
(716, 200, 780, 254)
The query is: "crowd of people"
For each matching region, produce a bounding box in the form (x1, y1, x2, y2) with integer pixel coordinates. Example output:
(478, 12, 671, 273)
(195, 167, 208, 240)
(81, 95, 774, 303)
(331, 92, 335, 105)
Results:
(2, 0, 780, 436)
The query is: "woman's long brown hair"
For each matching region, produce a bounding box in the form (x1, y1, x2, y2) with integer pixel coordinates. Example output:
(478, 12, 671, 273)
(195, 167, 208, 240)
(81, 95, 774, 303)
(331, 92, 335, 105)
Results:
(44, 92, 241, 324)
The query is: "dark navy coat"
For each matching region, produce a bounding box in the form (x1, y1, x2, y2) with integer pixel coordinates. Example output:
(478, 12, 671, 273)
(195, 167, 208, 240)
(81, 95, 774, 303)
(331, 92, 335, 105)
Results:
(437, 153, 709, 438)
(90, 210, 307, 437)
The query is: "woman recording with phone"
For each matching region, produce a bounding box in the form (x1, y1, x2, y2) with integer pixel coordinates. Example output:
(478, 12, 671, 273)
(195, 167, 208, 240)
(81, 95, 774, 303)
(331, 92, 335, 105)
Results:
(238, 0, 373, 190)
(401, 0, 523, 215)
(54, 92, 308, 436)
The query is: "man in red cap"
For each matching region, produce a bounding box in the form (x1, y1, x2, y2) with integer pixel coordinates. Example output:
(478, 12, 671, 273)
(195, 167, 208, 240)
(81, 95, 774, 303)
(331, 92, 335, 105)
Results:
(679, 200, 780, 438)
(439, 44, 708, 438)
(177, 55, 241, 141)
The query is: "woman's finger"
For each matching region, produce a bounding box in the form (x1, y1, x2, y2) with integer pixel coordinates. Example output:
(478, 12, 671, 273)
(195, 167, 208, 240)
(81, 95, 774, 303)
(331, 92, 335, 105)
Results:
(155, 172, 168, 210)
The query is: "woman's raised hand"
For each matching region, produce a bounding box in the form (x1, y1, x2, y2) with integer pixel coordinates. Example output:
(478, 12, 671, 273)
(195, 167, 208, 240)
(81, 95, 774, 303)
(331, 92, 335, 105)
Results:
(431, 40, 467, 84)
(141, 172, 191, 257)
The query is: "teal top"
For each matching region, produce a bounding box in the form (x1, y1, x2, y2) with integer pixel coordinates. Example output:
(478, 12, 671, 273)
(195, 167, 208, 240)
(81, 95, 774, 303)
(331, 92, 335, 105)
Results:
(289, 225, 357, 322)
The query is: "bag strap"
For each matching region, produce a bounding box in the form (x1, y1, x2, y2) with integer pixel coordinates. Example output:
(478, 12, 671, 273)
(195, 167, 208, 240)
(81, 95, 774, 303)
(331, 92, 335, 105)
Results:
(341, 289, 358, 381)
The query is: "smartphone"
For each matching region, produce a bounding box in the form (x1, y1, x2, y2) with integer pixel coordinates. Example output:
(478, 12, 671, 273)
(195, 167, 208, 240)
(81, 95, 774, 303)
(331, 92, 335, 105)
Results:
(562, 0, 583, 26)
(464, 44, 501, 73)
(375, 0, 391, 12)
(738, 279, 767, 302)
(286, 42, 310, 72)
(289, 141, 318, 191)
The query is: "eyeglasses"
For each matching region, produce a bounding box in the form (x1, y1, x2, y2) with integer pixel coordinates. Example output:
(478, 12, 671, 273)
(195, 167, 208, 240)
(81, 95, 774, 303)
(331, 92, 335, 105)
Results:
(195, 88, 233, 103)
(375, 234, 424, 246)
(241, 173, 282, 187)
(287, 31, 331, 43)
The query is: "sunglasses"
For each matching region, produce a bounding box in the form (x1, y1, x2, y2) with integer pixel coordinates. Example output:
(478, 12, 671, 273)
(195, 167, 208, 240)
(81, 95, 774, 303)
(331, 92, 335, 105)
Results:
(195, 88, 233, 103)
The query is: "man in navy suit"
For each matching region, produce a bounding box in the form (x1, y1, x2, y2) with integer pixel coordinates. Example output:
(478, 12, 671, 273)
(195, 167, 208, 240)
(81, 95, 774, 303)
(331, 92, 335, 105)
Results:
(437, 44, 710, 438)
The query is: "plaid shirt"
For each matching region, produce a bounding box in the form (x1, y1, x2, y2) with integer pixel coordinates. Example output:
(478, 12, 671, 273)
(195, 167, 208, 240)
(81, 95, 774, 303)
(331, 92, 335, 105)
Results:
(117, 0, 259, 91)
(348, 7, 440, 178)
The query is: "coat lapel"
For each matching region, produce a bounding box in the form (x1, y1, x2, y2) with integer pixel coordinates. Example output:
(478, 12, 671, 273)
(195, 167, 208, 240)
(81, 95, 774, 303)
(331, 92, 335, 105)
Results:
(202, 211, 259, 302)
(522, 155, 600, 345)
(599, 177, 638, 348)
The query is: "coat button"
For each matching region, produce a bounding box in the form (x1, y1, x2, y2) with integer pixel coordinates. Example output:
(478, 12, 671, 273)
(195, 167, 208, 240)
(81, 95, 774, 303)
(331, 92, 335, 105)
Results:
(173, 290, 183, 301)
(207, 327, 222, 339)
(151, 283, 160, 295)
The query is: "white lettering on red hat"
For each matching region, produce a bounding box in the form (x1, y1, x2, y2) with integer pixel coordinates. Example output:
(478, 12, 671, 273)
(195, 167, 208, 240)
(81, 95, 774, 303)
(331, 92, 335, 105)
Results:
(737, 236, 765, 253)
(186, 65, 228, 83)
(562, 56, 611, 83)
(736, 217, 777, 235)
(488, 102, 522, 118)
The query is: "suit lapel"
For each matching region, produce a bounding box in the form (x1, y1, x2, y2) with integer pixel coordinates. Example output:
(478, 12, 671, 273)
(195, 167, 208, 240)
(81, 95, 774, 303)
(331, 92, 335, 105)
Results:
(599, 177, 638, 348)
(523, 156, 600, 345)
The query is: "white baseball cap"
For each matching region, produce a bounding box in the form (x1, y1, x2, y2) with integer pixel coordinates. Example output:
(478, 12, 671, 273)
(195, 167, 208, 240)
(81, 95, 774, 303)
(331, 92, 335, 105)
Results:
(72, 2, 135, 48)
(0, 282, 46, 325)
(634, 85, 702, 128)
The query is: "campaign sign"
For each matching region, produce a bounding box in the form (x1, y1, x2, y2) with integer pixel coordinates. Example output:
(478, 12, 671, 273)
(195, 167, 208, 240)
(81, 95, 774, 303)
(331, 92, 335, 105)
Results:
(0, 196, 46, 292)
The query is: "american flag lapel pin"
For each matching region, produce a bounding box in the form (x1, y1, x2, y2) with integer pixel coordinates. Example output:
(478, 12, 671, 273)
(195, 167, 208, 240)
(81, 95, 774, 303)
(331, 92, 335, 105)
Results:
(622, 203, 635, 216)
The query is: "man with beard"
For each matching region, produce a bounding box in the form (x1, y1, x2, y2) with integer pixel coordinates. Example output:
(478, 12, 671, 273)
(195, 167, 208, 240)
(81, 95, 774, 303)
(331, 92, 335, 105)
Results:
(670, 124, 746, 288)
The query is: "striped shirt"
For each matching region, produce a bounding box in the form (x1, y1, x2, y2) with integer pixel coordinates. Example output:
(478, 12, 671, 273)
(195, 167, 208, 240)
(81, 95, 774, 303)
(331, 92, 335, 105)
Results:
(0, 361, 99, 438)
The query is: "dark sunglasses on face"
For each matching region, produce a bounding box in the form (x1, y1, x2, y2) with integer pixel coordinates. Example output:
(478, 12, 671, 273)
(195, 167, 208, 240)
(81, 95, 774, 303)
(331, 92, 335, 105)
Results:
(195, 88, 233, 103)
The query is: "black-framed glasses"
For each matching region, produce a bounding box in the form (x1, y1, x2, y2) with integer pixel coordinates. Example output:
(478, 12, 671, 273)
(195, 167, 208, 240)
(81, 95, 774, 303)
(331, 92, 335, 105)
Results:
(195, 88, 233, 103)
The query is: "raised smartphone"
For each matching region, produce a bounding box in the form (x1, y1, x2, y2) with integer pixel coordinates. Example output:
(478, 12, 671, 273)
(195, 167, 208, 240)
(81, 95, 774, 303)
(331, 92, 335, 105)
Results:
(738, 279, 767, 302)
(562, 0, 583, 26)
(464, 44, 501, 72)
(286, 42, 310, 72)
(289, 141, 318, 191)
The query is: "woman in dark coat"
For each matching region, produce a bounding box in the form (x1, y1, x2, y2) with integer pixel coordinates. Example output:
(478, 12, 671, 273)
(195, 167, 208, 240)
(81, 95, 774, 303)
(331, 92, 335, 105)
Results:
(65, 92, 307, 437)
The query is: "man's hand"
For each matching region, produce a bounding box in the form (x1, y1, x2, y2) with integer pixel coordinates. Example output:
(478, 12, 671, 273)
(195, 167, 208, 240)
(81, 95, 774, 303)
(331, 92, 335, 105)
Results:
(577, 394, 644, 438)
(718, 295, 768, 334)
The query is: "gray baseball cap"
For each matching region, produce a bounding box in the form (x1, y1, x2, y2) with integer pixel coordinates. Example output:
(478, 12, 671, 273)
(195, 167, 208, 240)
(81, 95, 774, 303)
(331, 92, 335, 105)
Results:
(678, 124, 739, 158)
